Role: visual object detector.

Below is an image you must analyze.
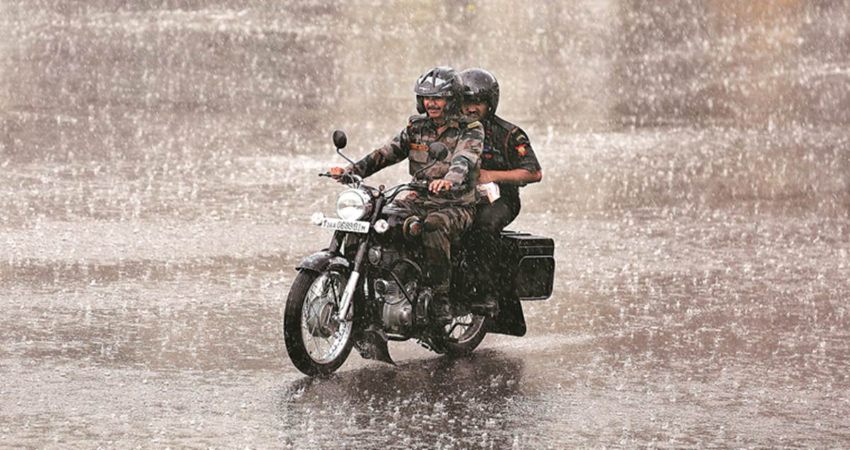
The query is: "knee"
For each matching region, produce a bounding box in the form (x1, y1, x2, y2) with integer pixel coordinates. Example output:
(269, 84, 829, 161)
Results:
(472, 214, 502, 234)
(424, 214, 449, 234)
(474, 207, 512, 234)
(475, 221, 502, 234)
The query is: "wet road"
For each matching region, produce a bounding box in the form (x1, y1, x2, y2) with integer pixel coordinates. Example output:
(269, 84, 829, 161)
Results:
(2, 1, 850, 447)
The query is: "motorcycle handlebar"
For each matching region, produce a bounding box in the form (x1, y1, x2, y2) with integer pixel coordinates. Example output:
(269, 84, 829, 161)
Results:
(320, 171, 361, 184)
(386, 180, 465, 201)
(407, 180, 430, 190)
(320, 174, 463, 201)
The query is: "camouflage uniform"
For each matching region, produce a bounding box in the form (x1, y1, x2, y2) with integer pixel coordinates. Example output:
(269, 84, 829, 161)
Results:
(352, 114, 483, 294)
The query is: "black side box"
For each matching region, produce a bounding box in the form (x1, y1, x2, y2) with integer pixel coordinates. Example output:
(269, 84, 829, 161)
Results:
(500, 231, 555, 300)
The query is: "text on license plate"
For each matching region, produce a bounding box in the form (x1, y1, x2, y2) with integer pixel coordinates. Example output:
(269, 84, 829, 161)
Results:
(319, 218, 370, 234)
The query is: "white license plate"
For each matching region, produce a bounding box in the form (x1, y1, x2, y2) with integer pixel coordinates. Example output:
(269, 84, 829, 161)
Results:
(319, 218, 370, 234)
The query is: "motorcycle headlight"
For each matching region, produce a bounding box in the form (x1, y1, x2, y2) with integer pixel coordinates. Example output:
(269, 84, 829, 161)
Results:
(336, 189, 372, 221)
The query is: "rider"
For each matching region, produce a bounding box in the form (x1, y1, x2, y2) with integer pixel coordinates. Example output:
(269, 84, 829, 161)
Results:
(460, 68, 543, 314)
(330, 66, 484, 325)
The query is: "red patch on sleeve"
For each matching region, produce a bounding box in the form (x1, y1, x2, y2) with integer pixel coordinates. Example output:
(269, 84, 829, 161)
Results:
(515, 144, 528, 157)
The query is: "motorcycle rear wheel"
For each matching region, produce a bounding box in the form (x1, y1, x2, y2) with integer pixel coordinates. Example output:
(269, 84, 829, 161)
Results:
(284, 269, 354, 376)
(441, 313, 488, 356)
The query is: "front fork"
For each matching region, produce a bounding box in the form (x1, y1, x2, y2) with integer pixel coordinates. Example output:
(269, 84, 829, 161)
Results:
(337, 239, 367, 321)
(336, 193, 386, 322)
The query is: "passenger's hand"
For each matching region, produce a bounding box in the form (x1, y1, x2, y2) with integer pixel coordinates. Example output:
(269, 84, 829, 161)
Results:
(478, 169, 495, 184)
(429, 179, 454, 194)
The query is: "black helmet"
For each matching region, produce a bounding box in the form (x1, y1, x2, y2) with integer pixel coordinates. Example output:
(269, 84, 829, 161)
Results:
(414, 66, 464, 116)
(460, 68, 500, 117)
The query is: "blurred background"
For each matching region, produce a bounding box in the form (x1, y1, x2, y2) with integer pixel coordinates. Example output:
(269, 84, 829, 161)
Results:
(1, 0, 848, 447)
(2, 1, 848, 218)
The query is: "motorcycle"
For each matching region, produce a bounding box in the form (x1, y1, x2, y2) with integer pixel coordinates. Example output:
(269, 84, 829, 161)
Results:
(283, 130, 555, 376)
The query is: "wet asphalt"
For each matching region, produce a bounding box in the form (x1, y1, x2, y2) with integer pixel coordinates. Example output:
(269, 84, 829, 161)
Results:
(2, 1, 849, 447)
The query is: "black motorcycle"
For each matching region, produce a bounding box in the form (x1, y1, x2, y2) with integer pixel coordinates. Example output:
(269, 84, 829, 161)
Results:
(283, 131, 555, 376)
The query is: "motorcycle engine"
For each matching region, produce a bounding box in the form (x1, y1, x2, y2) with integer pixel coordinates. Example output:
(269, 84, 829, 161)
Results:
(375, 278, 417, 334)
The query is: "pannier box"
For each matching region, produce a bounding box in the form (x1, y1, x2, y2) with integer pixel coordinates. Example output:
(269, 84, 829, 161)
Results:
(500, 231, 555, 300)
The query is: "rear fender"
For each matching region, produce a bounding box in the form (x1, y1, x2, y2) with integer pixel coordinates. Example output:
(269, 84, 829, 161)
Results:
(488, 295, 527, 337)
(296, 250, 350, 274)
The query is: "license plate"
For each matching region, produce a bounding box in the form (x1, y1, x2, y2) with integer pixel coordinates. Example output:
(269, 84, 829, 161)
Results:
(319, 217, 370, 234)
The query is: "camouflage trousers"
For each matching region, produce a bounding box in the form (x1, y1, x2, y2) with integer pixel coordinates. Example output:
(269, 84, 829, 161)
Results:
(392, 198, 474, 295)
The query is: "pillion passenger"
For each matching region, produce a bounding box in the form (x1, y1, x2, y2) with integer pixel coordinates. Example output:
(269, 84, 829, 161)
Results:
(460, 68, 543, 315)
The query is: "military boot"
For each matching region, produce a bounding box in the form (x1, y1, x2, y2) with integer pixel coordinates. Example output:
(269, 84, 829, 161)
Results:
(430, 293, 454, 327)
(470, 294, 500, 318)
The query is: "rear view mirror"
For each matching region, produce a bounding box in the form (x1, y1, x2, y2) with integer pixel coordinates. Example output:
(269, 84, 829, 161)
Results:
(332, 130, 347, 150)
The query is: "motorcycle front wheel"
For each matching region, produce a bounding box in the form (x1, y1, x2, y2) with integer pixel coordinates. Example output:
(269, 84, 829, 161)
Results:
(284, 269, 354, 376)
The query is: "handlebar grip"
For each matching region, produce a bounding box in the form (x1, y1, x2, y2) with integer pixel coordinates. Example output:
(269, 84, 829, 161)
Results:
(437, 186, 465, 196)
(407, 180, 465, 194)
(322, 172, 360, 184)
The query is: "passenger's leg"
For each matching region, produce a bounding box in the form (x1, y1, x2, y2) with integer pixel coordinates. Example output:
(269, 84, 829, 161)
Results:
(469, 199, 519, 313)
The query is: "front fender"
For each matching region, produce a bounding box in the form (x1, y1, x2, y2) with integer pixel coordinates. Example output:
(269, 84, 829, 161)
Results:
(296, 250, 350, 274)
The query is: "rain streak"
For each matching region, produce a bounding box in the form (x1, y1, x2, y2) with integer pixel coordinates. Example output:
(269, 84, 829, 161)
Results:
(1, 1, 848, 448)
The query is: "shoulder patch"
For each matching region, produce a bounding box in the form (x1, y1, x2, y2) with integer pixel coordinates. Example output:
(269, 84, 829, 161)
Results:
(466, 120, 482, 129)
(513, 132, 529, 144)
(515, 143, 529, 157)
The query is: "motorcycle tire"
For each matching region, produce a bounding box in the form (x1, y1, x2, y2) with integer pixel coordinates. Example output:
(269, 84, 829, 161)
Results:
(284, 269, 355, 376)
(440, 314, 489, 357)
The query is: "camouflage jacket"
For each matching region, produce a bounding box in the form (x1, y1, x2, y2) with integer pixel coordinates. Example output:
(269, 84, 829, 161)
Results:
(480, 115, 542, 206)
(352, 114, 484, 206)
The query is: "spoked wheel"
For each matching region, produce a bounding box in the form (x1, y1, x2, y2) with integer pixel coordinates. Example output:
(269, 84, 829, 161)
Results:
(284, 269, 354, 376)
(440, 312, 488, 356)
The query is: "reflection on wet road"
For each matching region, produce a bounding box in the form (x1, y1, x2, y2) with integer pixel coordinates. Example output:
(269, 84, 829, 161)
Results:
(2, 0, 849, 447)
(278, 351, 531, 448)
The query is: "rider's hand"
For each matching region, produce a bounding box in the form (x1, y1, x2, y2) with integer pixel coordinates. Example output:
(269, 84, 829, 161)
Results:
(429, 179, 454, 194)
(329, 166, 353, 183)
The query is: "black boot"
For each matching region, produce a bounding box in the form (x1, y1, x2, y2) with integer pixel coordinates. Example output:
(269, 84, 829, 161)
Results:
(430, 293, 454, 327)
(470, 294, 500, 318)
